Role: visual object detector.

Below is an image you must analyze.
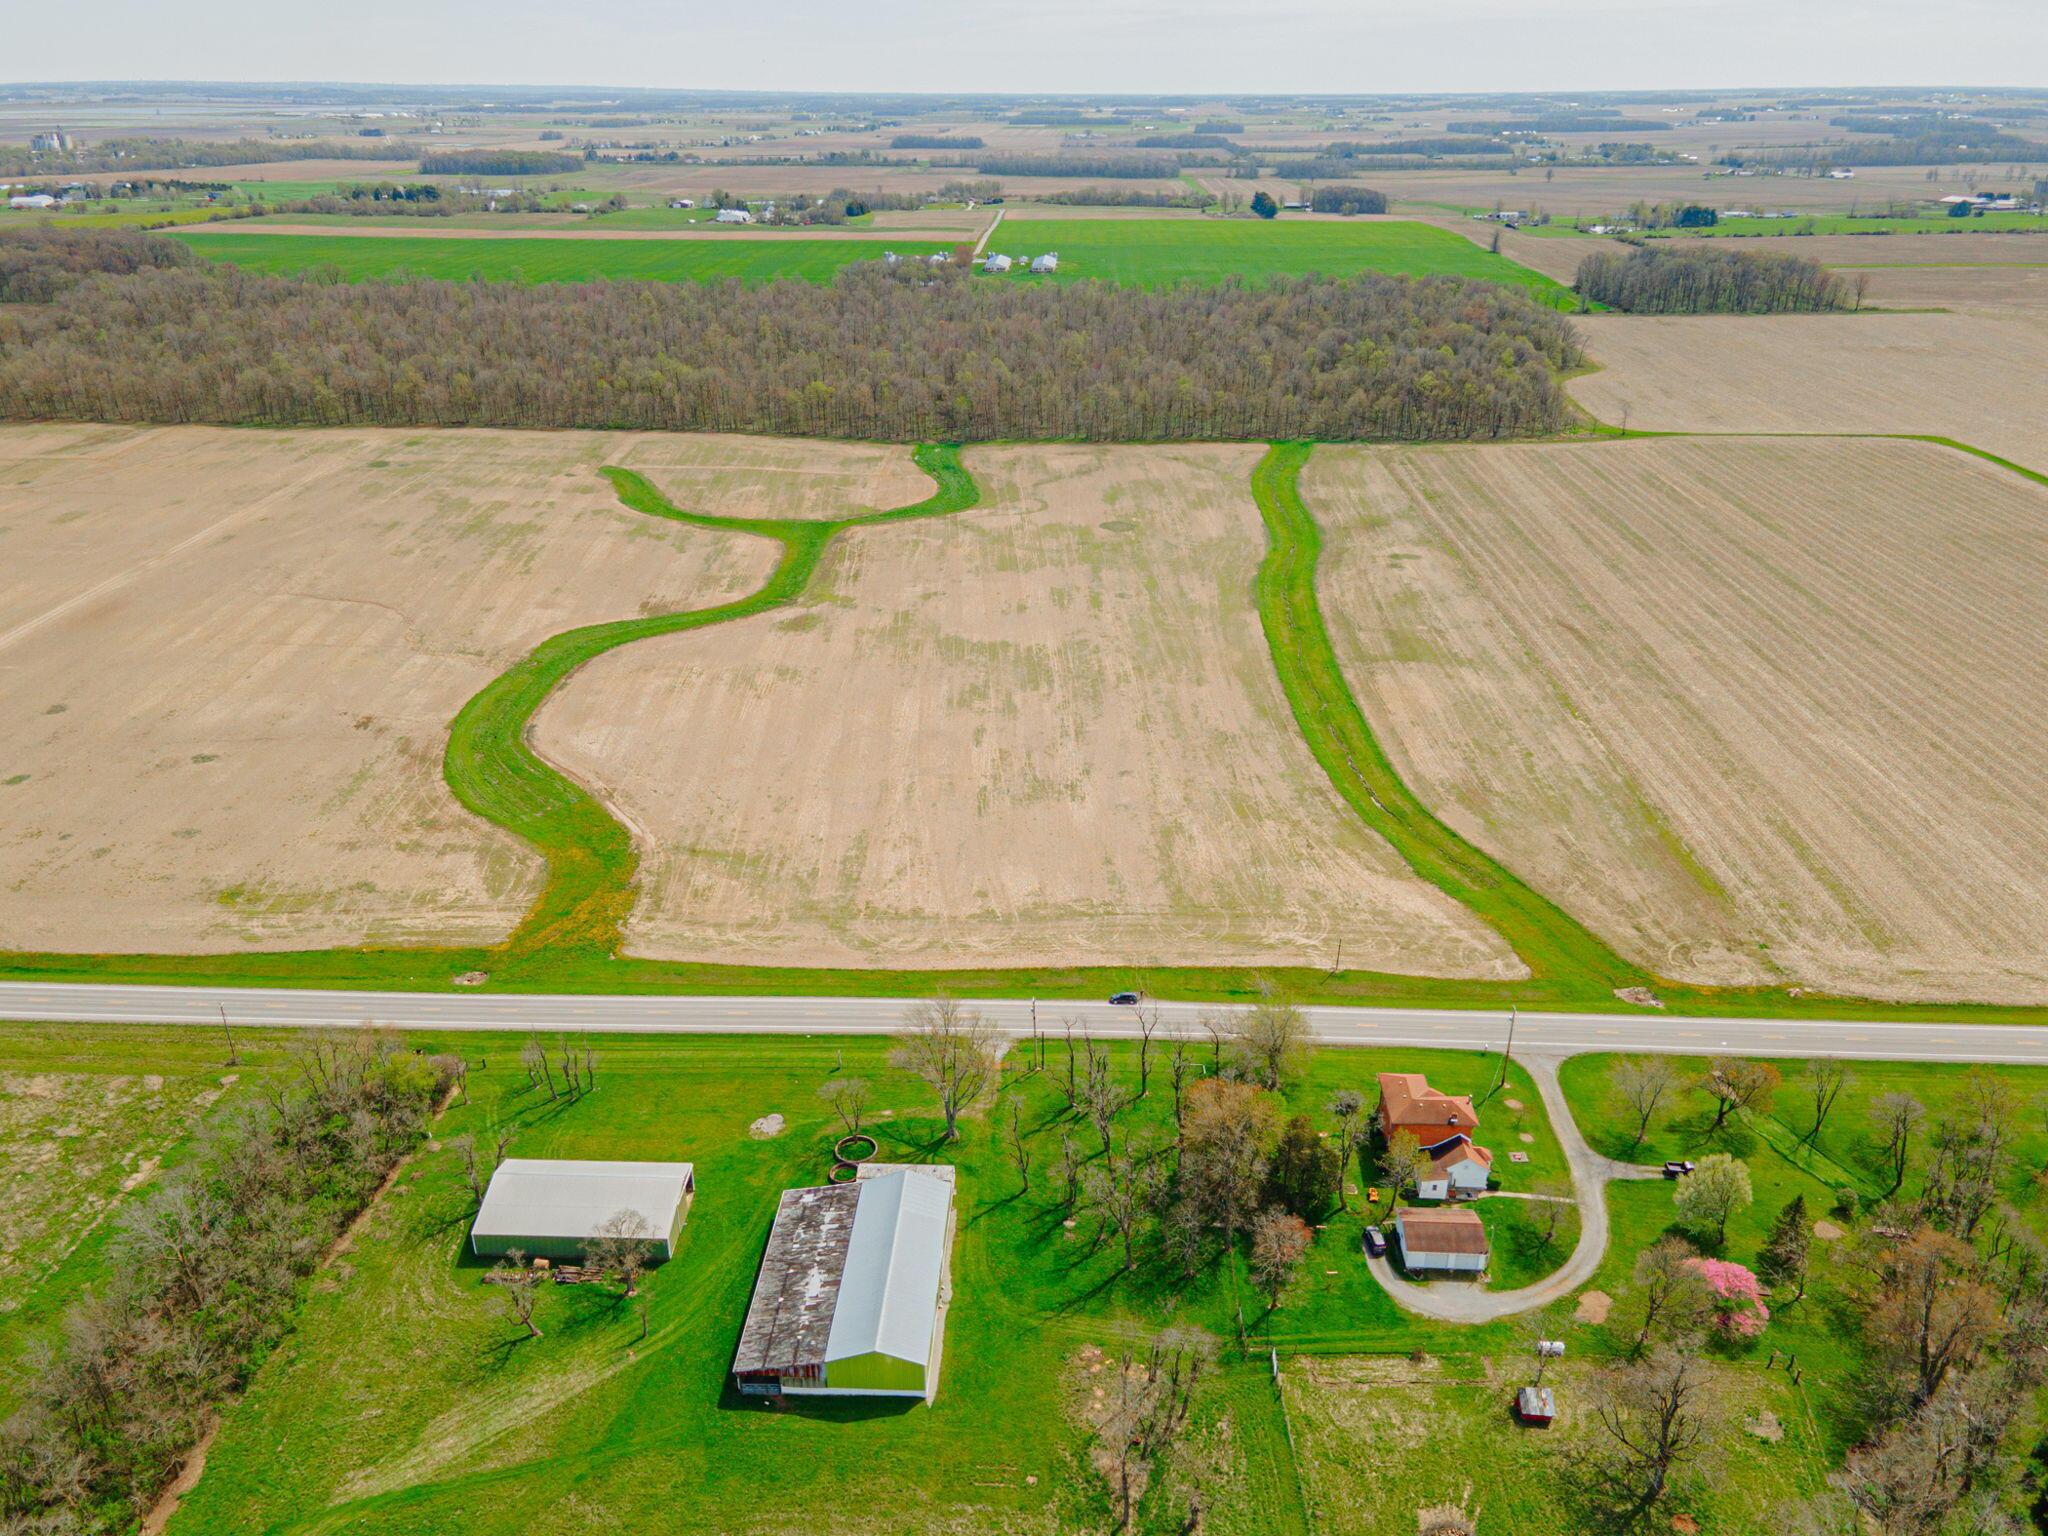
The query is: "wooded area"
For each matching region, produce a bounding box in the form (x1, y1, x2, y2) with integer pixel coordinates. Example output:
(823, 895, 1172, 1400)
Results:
(0, 231, 1583, 442)
(1575, 245, 1846, 313)
(0, 136, 401, 177)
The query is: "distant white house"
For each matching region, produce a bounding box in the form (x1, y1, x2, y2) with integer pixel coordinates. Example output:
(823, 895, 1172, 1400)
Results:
(1414, 1135, 1493, 1202)
(1029, 252, 1058, 273)
(8, 193, 56, 209)
(669, 198, 696, 209)
(982, 252, 1012, 273)
(715, 207, 754, 224)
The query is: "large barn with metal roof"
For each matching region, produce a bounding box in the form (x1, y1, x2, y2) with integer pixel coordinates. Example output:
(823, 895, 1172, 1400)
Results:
(731, 1164, 955, 1402)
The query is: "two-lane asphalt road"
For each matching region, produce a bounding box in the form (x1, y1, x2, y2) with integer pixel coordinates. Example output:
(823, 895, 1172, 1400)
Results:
(0, 982, 2040, 1065)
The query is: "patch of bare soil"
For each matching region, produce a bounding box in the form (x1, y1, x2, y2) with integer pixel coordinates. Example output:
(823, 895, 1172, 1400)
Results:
(1575, 1290, 1612, 1324)
(535, 444, 1522, 975)
(0, 425, 784, 952)
(1813, 1220, 1845, 1241)
(1310, 436, 2048, 1004)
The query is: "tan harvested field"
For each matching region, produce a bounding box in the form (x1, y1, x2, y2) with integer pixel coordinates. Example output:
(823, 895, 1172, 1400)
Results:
(533, 444, 1525, 976)
(77, 158, 421, 187)
(1570, 309, 2048, 474)
(1776, 232, 2048, 266)
(610, 433, 938, 518)
(1308, 435, 2048, 1004)
(1854, 262, 2048, 310)
(0, 426, 817, 953)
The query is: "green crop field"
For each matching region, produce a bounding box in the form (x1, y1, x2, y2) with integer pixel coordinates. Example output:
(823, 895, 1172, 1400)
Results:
(984, 217, 1579, 304)
(169, 229, 951, 284)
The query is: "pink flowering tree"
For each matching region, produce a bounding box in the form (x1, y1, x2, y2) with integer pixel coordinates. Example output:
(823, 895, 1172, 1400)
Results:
(1686, 1257, 1770, 1339)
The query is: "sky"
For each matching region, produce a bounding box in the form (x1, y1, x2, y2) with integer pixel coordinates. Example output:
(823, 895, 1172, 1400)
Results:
(11, 0, 2048, 96)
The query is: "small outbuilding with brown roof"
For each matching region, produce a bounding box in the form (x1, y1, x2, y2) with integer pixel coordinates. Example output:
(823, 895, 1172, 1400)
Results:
(1394, 1206, 1490, 1274)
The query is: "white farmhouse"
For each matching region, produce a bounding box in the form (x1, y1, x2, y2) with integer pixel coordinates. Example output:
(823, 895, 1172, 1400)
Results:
(982, 253, 1013, 273)
(715, 207, 755, 224)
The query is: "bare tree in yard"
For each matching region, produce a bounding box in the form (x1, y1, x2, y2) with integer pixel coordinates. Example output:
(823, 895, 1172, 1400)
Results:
(1529, 1179, 1573, 1249)
(495, 1251, 544, 1339)
(1197, 1008, 1230, 1071)
(1613, 1056, 1677, 1152)
(457, 1134, 491, 1209)
(1522, 1301, 1570, 1386)
(892, 998, 1001, 1141)
(1873, 1091, 1927, 1197)
(1803, 1058, 1850, 1143)
(1166, 1033, 1195, 1129)
(522, 1033, 556, 1100)
(1086, 1332, 1212, 1532)
(1136, 1004, 1162, 1097)
(1702, 1057, 1779, 1130)
(818, 1076, 871, 1137)
(1919, 1072, 2020, 1238)
(583, 1210, 654, 1340)
(1079, 1036, 1120, 1155)
(1061, 1018, 1080, 1110)
(1177, 1079, 1280, 1253)
(1630, 1236, 1713, 1356)
(1086, 1151, 1158, 1271)
(1326, 1090, 1364, 1210)
(1061, 1133, 1084, 1209)
(1249, 1209, 1312, 1310)
(1007, 1095, 1032, 1195)
(1378, 1130, 1434, 1211)
(1866, 1228, 2001, 1414)
(1224, 1000, 1310, 1091)
(1571, 1348, 1721, 1526)
(557, 1034, 580, 1098)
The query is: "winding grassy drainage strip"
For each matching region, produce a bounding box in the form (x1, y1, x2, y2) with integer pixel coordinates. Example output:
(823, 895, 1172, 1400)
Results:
(1250, 442, 1644, 991)
(446, 443, 982, 966)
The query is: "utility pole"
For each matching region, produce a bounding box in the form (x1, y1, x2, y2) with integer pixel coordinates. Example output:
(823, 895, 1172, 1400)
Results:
(219, 1004, 239, 1067)
(1496, 1007, 1518, 1094)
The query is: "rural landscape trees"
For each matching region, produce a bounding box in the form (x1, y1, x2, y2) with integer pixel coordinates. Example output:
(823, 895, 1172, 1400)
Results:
(0, 229, 1584, 443)
(1575, 244, 1846, 313)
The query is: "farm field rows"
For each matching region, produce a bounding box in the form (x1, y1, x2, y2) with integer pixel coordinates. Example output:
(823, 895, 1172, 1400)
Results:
(1568, 309, 2048, 476)
(534, 443, 1522, 976)
(1306, 435, 2048, 1004)
(169, 228, 955, 283)
(0, 426, 912, 953)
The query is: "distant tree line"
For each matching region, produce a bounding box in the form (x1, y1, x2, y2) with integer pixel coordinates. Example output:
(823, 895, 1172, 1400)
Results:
(0, 135, 404, 177)
(1132, 134, 1236, 150)
(0, 1033, 453, 1534)
(0, 230, 1584, 442)
(1308, 186, 1390, 216)
(1034, 186, 1212, 208)
(1451, 116, 1670, 134)
(0, 225, 197, 302)
(1576, 245, 1845, 314)
(416, 149, 584, 176)
(888, 134, 984, 149)
(1718, 123, 2044, 170)
(967, 154, 1193, 178)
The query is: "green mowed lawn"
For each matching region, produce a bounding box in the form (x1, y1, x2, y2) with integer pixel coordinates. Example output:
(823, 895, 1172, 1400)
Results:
(153, 1034, 1559, 1533)
(169, 230, 952, 284)
(982, 218, 1580, 304)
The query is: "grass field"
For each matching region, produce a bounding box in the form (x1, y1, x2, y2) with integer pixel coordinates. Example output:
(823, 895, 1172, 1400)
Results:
(1305, 435, 2048, 1005)
(977, 217, 1579, 304)
(138, 1031, 1560, 1534)
(169, 229, 952, 283)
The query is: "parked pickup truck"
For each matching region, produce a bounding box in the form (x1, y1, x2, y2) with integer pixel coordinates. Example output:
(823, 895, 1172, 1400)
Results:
(1662, 1160, 1697, 1178)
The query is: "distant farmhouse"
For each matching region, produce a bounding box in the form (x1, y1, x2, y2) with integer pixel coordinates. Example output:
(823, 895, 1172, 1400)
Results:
(982, 252, 1012, 273)
(470, 1158, 695, 1262)
(1395, 1207, 1490, 1273)
(732, 1165, 955, 1402)
(1379, 1072, 1493, 1199)
(1029, 252, 1059, 273)
(715, 206, 755, 224)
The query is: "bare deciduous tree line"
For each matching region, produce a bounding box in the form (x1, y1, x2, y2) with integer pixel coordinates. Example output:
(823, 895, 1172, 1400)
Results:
(0, 228, 1584, 443)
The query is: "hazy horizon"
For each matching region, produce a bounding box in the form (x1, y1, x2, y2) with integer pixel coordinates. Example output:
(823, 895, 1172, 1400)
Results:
(9, 0, 2047, 98)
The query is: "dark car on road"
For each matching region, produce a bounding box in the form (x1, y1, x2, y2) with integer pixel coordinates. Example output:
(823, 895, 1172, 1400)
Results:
(1662, 1160, 1697, 1178)
(1363, 1225, 1387, 1258)
(1109, 991, 1141, 1006)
